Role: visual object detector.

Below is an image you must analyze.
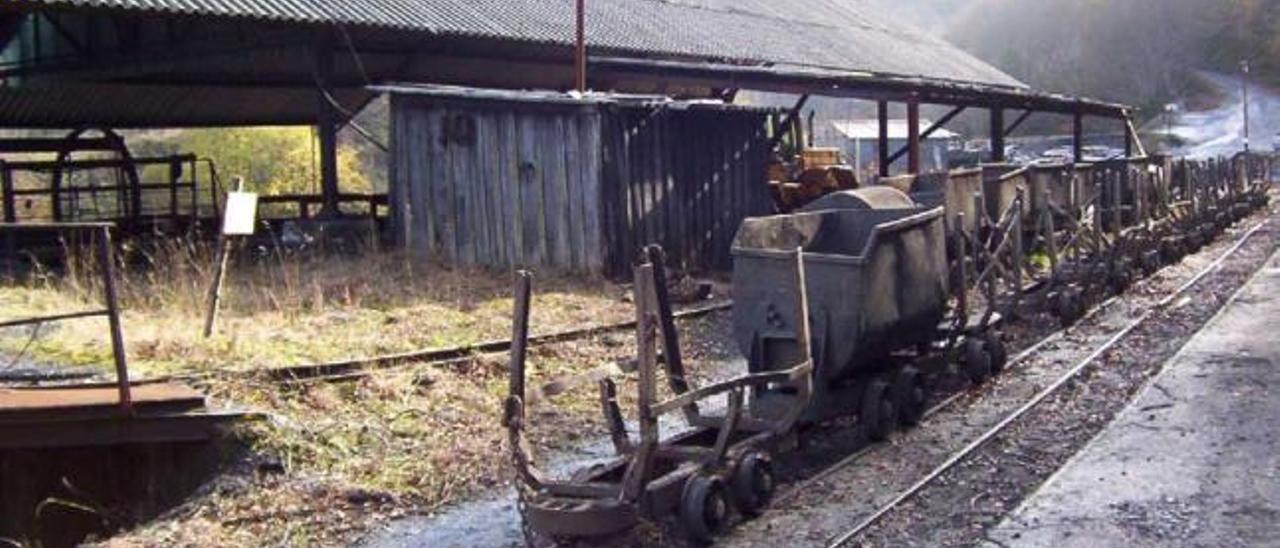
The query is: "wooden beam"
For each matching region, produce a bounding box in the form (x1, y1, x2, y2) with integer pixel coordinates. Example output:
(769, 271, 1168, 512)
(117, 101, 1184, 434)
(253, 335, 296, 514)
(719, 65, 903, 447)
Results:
(887, 105, 965, 166)
(907, 99, 921, 174)
(1124, 120, 1134, 159)
(1125, 116, 1147, 158)
(0, 138, 117, 154)
(878, 100, 890, 177)
(1073, 111, 1084, 163)
(1, 164, 15, 223)
(1004, 109, 1033, 135)
(767, 94, 810, 149)
(315, 32, 341, 217)
(990, 108, 1006, 163)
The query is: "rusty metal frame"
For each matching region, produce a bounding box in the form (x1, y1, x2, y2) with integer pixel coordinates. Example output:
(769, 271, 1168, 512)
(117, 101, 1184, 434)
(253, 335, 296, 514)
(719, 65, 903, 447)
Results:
(0, 222, 131, 415)
(507, 247, 814, 540)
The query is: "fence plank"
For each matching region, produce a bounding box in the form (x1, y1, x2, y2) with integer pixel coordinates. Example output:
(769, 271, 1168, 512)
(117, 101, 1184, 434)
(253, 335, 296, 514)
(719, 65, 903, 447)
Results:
(543, 116, 571, 268)
(564, 111, 585, 270)
(477, 111, 502, 267)
(581, 111, 604, 272)
(499, 110, 522, 268)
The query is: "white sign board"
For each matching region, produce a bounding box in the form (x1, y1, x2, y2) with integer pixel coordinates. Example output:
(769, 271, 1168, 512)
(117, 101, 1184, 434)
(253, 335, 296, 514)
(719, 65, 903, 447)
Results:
(222, 192, 259, 236)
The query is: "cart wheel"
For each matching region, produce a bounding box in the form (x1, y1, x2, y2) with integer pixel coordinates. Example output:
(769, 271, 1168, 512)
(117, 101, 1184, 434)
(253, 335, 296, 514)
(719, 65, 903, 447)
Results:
(964, 337, 992, 385)
(893, 366, 927, 427)
(732, 452, 775, 518)
(1109, 260, 1133, 293)
(1162, 239, 1185, 264)
(1053, 289, 1085, 327)
(681, 475, 729, 543)
(984, 332, 1009, 374)
(861, 378, 898, 441)
(1141, 250, 1161, 275)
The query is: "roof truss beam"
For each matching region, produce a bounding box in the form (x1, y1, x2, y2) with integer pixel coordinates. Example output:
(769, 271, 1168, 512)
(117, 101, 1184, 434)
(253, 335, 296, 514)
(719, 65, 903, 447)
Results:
(886, 105, 966, 167)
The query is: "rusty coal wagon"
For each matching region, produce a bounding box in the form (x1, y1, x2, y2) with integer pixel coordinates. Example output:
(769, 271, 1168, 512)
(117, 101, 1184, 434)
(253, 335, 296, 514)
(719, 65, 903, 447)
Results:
(505, 246, 814, 543)
(733, 187, 998, 430)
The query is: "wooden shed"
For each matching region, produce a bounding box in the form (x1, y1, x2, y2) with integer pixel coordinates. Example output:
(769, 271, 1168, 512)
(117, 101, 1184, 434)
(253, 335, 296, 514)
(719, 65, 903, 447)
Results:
(387, 85, 779, 277)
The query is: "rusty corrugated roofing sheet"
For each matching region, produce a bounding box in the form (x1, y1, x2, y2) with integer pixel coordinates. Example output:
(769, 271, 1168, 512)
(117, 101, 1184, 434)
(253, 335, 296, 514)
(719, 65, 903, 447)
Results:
(15, 0, 1025, 89)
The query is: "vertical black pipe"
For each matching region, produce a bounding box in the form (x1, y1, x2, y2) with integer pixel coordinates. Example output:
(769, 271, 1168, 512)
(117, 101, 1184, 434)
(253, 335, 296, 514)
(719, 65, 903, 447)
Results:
(878, 100, 890, 177)
(576, 0, 587, 92)
(990, 108, 1006, 163)
(1, 163, 14, 223)
(907, 98, 921, 174)
(1073, 111, 1084, 163)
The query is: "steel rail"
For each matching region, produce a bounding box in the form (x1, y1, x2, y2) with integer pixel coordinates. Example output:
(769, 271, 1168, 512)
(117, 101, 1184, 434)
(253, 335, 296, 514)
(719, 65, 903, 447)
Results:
(147, 299, 734, 386)
(775, 287, 1123, 506)
(825, 219, 1270, 547)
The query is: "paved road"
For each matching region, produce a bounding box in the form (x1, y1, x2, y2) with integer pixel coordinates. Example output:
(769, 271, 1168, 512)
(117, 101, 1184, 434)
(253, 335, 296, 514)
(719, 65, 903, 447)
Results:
(985, 252, 1280, 547)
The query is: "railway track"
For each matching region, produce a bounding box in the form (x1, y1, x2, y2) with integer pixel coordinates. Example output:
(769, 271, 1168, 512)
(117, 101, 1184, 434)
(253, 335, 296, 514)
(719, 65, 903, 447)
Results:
(3, 299, 731, 388)
(816, 218, 1271, 548)
(205, 299, 732, 385)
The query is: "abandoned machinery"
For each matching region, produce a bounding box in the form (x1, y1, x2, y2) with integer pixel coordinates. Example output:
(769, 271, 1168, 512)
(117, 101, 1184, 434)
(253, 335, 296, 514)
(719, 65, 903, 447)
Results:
(503, 153, 1275, 543)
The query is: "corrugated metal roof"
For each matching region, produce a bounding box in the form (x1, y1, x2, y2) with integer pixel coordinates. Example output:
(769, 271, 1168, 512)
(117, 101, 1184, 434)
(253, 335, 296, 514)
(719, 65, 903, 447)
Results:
(0, 83, 374, 128)
(16, 0, 1025, 89)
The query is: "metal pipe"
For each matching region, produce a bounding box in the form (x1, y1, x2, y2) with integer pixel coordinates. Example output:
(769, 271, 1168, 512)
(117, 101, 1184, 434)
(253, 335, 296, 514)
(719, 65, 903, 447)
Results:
(0, 309, 111, 329)
(96, 225, 132, 416)
(1073, 111, 1084, 163)
(907, 98, 921, 174)
(575, 0, 587, 93)
(1241, 59, 1250, 153)
(878, 100, 890, 177)
(1, 163, 14, 223)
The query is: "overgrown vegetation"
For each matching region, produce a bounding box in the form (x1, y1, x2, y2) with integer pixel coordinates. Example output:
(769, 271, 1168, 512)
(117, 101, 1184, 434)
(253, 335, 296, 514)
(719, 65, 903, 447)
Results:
(127, 126, 379, 197)
(1, 241, 733, 545)
(0, 241, 634, 377)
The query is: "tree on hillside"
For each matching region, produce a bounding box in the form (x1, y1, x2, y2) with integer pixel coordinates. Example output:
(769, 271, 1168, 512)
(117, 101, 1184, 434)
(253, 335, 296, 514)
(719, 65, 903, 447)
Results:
(173, 127, 373, 195)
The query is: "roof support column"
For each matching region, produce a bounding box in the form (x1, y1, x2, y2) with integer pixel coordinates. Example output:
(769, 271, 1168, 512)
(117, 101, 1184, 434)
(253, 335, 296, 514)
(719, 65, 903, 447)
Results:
(907, 98, 921, 174)
(1124, 117, 1134, 159)
(878, 100, 890, 177)
(990, 107, 1005, 163)
(575, 0, 587, 92)
(1, 163, 15, 223)
(1073, 111, 1084, 163)
(315, 33, 340, 218)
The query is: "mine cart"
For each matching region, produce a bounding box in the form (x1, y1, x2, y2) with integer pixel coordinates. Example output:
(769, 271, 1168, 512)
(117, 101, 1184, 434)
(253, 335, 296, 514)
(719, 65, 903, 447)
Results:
(731, 188, 1002, 428)
(506, 247, 814, 543)
(981, 163, 1027, 225)
(903, 168, 984, 237)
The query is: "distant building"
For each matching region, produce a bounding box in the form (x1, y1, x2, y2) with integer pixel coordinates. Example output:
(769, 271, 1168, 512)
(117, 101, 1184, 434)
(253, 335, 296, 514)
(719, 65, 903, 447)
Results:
(822, 120, 961, 178)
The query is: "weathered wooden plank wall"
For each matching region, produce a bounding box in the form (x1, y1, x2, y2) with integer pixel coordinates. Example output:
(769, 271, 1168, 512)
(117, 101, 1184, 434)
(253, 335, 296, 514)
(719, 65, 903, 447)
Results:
(600, 105, 775, 277)
(391, 93, 775, 277)
(392, 95, 605, 272)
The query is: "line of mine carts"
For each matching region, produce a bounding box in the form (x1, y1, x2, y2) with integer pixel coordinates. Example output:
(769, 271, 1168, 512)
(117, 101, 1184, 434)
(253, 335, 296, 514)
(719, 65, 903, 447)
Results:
(503, 152, 1275, 543)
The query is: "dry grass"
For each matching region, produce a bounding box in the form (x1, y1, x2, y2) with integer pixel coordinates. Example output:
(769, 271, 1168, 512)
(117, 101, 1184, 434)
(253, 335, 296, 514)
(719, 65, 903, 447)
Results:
(106, 314, 734, 547)
(0, 239, 632, 377)
(0, 238, 734, 546)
